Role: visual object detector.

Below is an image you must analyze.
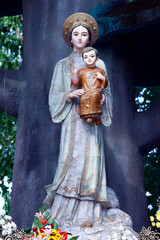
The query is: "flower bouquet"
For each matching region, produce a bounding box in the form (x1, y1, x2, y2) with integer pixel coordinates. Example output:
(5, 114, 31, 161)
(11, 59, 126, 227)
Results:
(24, 204, 78, 240)
(0, 205, 78, 240)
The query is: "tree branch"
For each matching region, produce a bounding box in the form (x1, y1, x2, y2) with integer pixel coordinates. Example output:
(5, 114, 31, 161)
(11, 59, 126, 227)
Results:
(96, 0, 160, 43)
(0, 69, 23, 118)
(135, 97, 160, 155)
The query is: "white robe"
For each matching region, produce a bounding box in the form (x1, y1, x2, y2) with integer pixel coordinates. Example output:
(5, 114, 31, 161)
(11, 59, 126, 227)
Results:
(44, 52, 113, 226)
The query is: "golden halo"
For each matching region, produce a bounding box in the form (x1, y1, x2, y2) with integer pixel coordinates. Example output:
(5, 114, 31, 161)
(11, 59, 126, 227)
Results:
(62, 12, 99, 47)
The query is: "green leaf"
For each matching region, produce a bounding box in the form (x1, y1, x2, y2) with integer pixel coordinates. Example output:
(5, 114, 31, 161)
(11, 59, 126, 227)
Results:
(32, 216, 43, 229)
(52, 220, 58, 230)
(67, 233, 73, 235)
(24, 227, 32, 233)
(39, 203, 47, 214)
(69, 236, 79, 240)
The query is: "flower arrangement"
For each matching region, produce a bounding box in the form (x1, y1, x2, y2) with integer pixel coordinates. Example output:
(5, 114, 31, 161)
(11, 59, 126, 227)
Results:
(0, 205, 78, 240)
(150, 211, 160, 229)
(24, 205, 78, 240)
(0, 209, 17, 238)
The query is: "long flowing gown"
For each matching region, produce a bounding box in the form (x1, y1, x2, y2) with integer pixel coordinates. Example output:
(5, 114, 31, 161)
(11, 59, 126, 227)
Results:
(44, 52, 113, 227)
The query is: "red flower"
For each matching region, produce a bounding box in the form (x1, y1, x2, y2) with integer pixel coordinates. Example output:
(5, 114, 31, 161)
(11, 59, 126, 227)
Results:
(48, 224, 53, 228)
(41, 219, 47, 224)
(61, 232, 67, 240)
(40, 227, 45, 233)
(32, 227, 37, 232)
(57, 229, 61, 234)
(35, 231, 39, 235)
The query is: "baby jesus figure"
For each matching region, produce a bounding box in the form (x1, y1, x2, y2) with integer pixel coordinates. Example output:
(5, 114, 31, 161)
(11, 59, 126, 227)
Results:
(72, 47, 108, 125)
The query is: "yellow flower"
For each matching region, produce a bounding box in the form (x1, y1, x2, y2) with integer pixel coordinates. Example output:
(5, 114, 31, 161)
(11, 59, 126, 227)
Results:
(150, 216, 154, 222)
(156, 212, 160, 221)
(51, 229, 57, 236)
(47, 237, 56, 240)
(38, 233, 46, 238)
(151, 222, 156, 227)
(156, 222, 160, 228)
(56, 233, 62, 239)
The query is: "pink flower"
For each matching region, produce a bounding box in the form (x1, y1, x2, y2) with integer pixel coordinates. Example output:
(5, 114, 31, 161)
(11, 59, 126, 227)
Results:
(43, 228, 52, 236)
(34, 212, 45, 220)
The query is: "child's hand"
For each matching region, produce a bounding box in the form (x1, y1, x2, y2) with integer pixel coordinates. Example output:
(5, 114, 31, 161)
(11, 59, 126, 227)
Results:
(95, 72, 105, 81)
(71, 65, 78, 74)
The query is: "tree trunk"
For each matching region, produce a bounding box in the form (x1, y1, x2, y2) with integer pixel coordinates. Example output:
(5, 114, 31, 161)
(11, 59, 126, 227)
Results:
(99, 36, 149, 231)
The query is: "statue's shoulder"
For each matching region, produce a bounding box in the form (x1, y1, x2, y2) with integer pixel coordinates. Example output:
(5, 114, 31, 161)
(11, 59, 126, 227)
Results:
(96, 58, 107, 73)
(96, 58, 105, 68)
(52, 57, 71, 76)
(56, 56, 70, 66)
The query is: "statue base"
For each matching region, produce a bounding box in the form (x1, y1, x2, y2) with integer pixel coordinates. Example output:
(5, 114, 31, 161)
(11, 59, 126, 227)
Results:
(61, 208, 139, 239)
(54, 187, 139, 240)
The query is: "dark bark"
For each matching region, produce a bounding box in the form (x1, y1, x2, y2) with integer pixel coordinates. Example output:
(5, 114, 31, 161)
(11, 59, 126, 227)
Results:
(0, 69, 22, 118)
(135, 97, 160, 155)
(96, 0, 160, 44)
(129, 22, 160, 87)
(0, 0, 159, 233)
(100, 37, 149, 231)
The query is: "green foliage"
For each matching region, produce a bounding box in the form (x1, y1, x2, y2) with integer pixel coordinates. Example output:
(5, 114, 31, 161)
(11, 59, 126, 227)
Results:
(0, 15, 22, 213)
(135, 86, 160, 216)
(69, 237, 79, 240)
(143, 149, 160, 216)
(30, 204, 79, 239)
(32, 204, 58, 230)
(0, 110, 16, 214)
(135, 87, 160, 112)
(39, 204, 47, 214)
(0, 15, 23, 70)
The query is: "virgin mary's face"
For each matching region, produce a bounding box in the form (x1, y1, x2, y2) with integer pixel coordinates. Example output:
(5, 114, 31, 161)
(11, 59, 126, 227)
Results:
(71, 25, 89, 52)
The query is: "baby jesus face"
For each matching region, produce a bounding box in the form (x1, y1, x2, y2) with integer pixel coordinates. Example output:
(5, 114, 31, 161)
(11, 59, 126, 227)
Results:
(83, 50, 98, 68)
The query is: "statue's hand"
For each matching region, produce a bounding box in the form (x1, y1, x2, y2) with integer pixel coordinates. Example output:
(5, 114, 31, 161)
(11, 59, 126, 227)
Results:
(71, 65, 78, 74)
(95, 72, 105, 81)
(100, 94, 106, 105)
(68, 89, 85, 99)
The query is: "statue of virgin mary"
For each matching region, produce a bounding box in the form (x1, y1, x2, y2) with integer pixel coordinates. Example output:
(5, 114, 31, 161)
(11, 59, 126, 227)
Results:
(44, 12, 138, 239)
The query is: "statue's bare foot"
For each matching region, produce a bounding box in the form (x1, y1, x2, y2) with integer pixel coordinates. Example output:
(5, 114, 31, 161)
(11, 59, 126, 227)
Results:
(81, 221, 93, 228)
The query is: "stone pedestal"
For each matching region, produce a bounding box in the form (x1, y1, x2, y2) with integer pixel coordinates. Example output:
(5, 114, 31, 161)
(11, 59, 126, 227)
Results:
(57, 188, 139, 240)
(61, 208, 139, 240)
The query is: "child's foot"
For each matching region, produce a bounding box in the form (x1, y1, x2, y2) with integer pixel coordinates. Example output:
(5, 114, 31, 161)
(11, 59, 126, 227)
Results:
(86, 117, 93, 123)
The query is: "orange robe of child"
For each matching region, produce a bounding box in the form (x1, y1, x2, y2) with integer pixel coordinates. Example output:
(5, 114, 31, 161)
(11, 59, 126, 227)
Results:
(77, 67, 108, 117)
